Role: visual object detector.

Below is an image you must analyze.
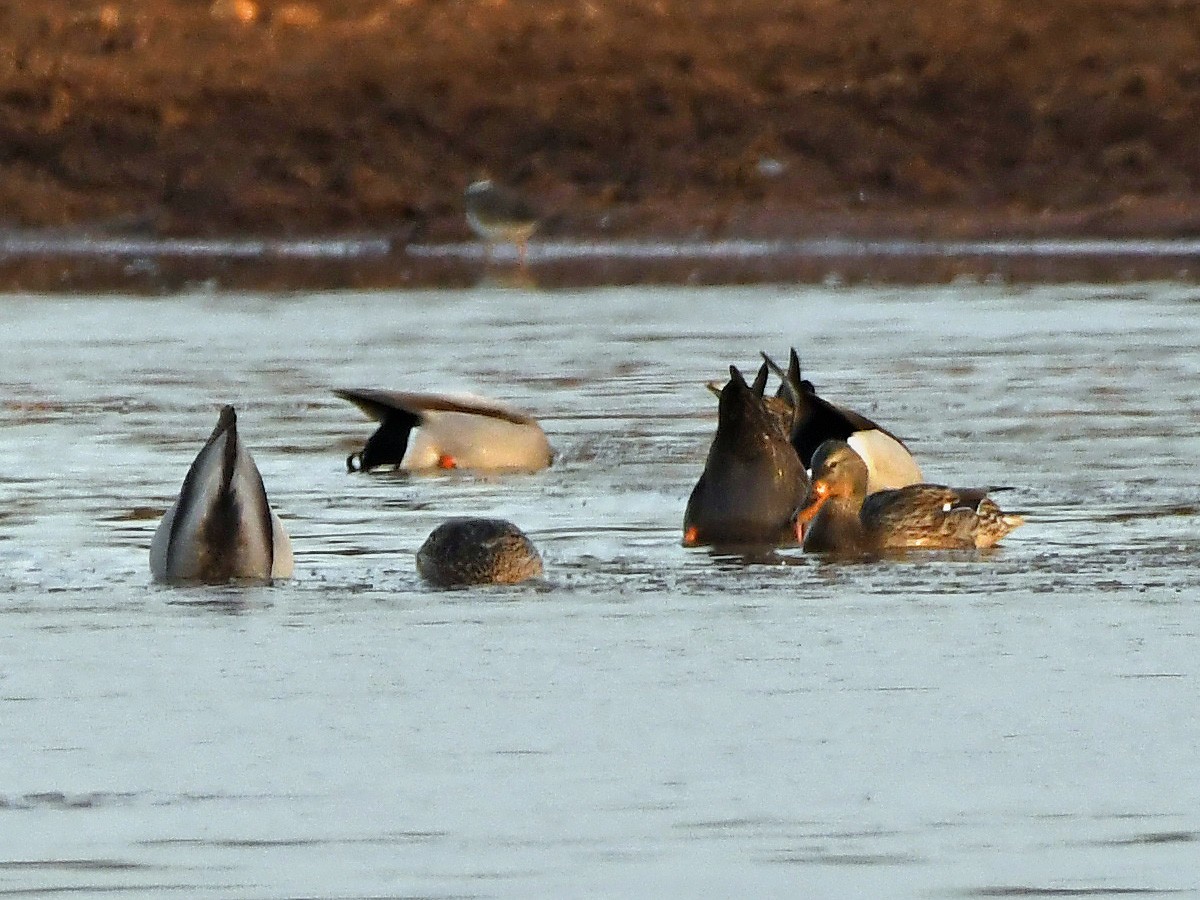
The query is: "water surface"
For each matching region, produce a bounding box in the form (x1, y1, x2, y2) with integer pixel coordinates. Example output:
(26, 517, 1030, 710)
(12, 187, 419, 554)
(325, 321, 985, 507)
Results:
(1, 283, 1198, 897)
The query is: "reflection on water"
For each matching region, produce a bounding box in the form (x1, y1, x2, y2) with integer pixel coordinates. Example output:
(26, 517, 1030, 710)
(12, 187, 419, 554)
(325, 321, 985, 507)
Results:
(1, 283, 1199, 897)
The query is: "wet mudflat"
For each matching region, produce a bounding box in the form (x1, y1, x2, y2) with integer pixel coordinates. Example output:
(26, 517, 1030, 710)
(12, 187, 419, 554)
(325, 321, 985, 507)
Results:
(0, 282, 1198, 897)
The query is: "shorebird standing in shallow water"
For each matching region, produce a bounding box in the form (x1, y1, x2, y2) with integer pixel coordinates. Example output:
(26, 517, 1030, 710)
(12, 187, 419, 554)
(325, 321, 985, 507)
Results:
(464, 178, 539, 268)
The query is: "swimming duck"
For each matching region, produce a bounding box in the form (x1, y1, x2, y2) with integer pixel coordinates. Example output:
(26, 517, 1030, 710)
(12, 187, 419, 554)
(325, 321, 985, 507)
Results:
(464, 178, 539, 266)
(762, 348, 923, 494)
(416, 517, 543, 587)
(336, 388, 554, 474)
(683, 362, 809, 548)
(796, 440, 1024, 554)
(150, 405, 293, 583)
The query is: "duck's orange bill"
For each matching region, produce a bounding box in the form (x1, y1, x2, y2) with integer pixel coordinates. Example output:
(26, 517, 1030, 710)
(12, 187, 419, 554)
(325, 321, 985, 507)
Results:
(682, 525, 700, 547)
(793, 481, 831, 540)
(437, 453, 458, 470)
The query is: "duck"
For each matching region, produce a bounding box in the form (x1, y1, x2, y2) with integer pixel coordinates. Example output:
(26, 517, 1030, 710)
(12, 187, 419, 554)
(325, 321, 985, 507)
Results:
(150, 405, 293, 583)
(416, 517, 543, 587)
(762, 348, 923, 494)
(464, 178, 540, 266)
(795, 440, 1024, 554)
(335, 388, 554, 474)
(683, 362, 809, 548)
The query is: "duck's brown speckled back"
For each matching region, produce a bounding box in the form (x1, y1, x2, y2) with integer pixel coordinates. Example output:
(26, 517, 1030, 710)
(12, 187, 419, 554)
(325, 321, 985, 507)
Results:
(416, 517, 543, 588)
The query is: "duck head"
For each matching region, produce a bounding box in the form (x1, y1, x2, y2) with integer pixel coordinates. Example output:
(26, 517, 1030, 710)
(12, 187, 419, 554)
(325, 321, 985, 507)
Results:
(793, 439, 870, 537)
(347, 407, 422, 472)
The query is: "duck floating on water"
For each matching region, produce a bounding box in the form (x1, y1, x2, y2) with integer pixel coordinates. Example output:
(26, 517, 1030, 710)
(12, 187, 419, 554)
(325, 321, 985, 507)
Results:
(336, 388, 554, 474)
(416, 517, 543, 587)
(796, 440, 1024, 554)
(683, 362, 809, 548)
(150, 405, 293, 583)
(763, 348, 923, 494)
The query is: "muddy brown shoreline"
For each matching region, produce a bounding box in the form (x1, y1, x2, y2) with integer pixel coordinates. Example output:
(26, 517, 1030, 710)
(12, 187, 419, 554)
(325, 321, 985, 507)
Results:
(2, 233, 1197, 293)
(2, 0, 1199, 289)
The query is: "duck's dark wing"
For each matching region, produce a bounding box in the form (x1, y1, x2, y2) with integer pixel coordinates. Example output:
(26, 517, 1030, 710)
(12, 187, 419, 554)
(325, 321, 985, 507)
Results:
(334, 388, 536, 426)
(761, 348, 911, 466)
(763, 348, 803, 407)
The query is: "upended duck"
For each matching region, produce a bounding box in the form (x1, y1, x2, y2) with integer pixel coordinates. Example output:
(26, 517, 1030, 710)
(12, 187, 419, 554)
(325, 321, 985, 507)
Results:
(150, 405, 293, 583)
(416, 517, 543, 587)
(763, 348, 923, 494)
(796, 440, 1024, 554)
(335, 388, 553, 474)
(683, 363, 809, 548)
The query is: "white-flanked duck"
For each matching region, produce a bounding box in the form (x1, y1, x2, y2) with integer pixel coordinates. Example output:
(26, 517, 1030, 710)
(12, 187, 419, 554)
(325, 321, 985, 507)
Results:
(150, 405, 293, 583)
(336, 388, 554, 474)
(683, 362, 809, 548)
(796, 440, 1024, 554)
(763, 348, 923, 494)
(416, 517, 543, 587)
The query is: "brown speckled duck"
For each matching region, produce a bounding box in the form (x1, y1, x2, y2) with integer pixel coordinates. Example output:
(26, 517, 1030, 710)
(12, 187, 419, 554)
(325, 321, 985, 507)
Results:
(763, 348, 923, 494)
(416, 517, 543, 588)
(796, 440, 1024, 554)
(683, 362, 809, 548)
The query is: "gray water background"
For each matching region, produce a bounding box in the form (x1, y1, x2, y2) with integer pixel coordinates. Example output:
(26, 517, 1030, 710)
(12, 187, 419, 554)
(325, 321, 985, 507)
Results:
(1, 282, 1198, 897)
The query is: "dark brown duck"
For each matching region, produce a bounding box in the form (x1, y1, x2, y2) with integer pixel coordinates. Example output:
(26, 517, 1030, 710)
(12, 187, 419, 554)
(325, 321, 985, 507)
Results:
(683, 363, 809, 548)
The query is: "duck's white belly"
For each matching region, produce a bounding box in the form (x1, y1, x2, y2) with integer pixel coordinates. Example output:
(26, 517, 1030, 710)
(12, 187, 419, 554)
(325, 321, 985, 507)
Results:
(403, 411, 552, 471)
(848, 429, 924, 494)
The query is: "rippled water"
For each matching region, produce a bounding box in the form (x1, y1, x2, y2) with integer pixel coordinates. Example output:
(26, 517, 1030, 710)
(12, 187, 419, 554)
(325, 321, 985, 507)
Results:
(1, 283, 1198, 897)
